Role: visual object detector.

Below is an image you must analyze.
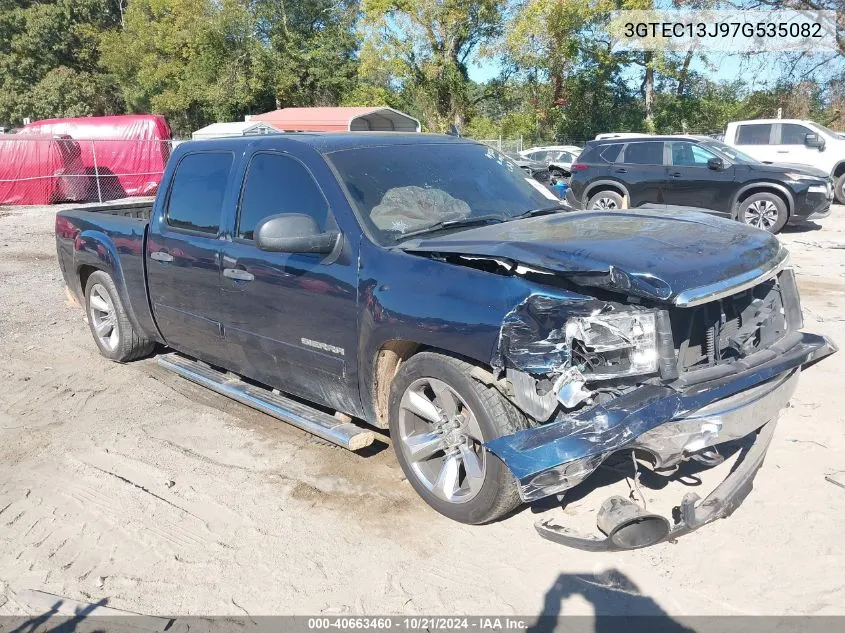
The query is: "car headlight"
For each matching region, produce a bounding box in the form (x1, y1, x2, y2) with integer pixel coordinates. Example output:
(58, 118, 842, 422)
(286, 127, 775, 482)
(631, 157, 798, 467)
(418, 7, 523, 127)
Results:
(566, 310, 661, 380)
(784, 172, 822, 182)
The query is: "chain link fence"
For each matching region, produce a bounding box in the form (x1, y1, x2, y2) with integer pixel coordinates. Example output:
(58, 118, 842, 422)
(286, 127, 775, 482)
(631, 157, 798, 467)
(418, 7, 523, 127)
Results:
(0, 135, 175, 206)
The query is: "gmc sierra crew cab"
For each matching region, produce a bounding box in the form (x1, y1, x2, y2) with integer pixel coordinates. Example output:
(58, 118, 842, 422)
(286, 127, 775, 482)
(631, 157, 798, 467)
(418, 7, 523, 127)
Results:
(55, 133, 836, 550)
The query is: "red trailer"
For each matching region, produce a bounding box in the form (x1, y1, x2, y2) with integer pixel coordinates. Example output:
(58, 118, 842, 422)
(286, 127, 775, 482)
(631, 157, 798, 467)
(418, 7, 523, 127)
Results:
(0, 134, 88, 205)
(24, 115, 172, 199)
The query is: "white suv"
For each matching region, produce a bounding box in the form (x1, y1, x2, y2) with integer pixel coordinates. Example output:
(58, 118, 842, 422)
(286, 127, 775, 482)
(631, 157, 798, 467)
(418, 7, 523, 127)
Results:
(519, 145, 582, 179)
(724, 119, 845, 203)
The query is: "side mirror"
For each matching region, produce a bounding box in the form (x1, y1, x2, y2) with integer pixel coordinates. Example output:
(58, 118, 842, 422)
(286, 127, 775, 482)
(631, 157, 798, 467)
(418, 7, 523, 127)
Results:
(707, 157, 724, 171)
(255, 213, 339, 254)
(805, 133, 825, 150)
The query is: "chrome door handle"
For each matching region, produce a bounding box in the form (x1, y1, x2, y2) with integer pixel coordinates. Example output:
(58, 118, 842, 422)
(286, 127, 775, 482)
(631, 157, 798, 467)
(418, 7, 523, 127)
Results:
(150, 251, 173, 262)
(671, 172, 683, 178)
(776, 150, 789, 153)
(615, 168, 627, 174)
(223, 267, 255, 282)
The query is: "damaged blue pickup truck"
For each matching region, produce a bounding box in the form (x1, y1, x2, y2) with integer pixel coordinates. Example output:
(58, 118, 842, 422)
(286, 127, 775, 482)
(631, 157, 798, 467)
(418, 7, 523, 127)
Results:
(55, 133, 836, 550)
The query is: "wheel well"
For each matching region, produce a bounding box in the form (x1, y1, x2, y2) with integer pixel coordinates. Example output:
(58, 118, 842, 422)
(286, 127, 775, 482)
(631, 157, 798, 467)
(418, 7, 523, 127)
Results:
(833, 162, 845, 178)
(585, 184, 625, 202)
(78, 264, 100, 294)
(736, 187, 791, 216)
(372, 340, 419, 429)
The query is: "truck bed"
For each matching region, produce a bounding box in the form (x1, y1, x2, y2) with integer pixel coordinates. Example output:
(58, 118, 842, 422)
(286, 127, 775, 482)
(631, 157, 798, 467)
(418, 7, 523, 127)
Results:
(69, 199, 153, 221)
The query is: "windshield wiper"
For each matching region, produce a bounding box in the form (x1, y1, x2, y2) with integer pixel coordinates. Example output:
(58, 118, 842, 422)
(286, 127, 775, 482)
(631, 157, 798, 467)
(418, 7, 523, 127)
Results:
(512, 204, 569, 219)
(397, 215, 505, 240)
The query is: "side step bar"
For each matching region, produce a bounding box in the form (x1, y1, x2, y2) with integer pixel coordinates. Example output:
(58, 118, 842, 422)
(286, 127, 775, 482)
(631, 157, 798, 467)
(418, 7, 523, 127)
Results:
(157, 353, 375, 451)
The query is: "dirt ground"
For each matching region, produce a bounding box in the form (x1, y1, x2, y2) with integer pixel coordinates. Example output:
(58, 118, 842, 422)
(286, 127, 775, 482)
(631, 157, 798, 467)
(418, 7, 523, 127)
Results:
(0, 203, 843, 619)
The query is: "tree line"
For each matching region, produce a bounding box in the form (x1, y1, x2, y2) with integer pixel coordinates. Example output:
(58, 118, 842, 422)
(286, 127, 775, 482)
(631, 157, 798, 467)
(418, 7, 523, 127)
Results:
(0, 0, 843, 139)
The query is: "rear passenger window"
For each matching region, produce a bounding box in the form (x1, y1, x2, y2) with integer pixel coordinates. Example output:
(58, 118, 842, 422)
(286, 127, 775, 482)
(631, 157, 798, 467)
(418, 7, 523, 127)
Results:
(779, 123, 813, 145)
(599, 144, 622, 162)
(623, 142, 664, 165)
(736, 124, 772, 145)
(166, 152, 233, 233)
(237, 153, 329, 240)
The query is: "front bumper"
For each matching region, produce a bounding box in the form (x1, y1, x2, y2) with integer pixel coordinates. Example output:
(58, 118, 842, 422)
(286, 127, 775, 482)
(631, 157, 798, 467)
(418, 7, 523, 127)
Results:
(485, 332, 836, 502)
(792, 184, 833, 223)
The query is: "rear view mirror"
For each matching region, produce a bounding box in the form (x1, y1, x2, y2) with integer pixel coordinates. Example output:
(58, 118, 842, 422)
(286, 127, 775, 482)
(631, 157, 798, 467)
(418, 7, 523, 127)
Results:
(255, 213, 339, 254)
(805, 133, 825, 150)
(707, 157, 724, 171)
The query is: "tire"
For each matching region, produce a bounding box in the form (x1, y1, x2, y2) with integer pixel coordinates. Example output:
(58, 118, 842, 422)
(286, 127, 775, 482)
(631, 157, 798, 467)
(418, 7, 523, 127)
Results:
(388, 352, 529, 524)
(84, 270, 155, 362)
(835, 173, 845, 205)
(738, 192, 788, 233)
(587, 190, 624, 210)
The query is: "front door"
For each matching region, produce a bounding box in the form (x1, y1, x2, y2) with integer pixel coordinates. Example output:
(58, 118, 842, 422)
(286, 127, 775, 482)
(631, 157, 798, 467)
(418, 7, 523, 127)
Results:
(218, 150, 361, 415)
(146, 150, 234, 366)
(664, 141, 735, 216)
(775, 122, 822, 167)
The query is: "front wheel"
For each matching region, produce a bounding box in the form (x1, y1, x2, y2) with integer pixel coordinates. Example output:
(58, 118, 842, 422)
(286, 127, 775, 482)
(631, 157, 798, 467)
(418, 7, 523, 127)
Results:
(739, 192, 788, 233)
(834, 173, 845, 205)
(388, 352, 528, 524)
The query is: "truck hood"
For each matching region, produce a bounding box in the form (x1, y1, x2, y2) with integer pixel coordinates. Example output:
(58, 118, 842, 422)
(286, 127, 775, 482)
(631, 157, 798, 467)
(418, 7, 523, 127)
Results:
(399, 209, 787, 304)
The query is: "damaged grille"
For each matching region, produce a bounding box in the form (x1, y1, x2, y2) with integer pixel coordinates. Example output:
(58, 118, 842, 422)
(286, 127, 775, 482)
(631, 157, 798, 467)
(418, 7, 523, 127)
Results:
(670, 270, 800, 373)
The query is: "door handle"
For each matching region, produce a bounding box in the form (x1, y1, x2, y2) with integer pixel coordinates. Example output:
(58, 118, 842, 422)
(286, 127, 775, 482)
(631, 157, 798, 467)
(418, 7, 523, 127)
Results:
(776, 150, 789, 154)
(150, 251, 173, 263)
(223, 267, 255, 282)
(671, 172, 683, 178)
(614, 168, 628, 174)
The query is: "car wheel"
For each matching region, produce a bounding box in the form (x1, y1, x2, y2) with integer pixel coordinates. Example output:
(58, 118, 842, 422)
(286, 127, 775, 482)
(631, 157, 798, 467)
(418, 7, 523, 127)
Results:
(587, 190, 624, 210)
(835, 173, 845, 205)
(739, 192, 788, 233)
(85, 270, 155, 362)
(388, 352, 529, 524)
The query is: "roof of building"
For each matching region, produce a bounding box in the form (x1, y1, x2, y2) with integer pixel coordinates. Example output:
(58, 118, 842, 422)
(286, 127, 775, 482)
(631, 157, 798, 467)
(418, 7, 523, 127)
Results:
(251, 107, 421, 133)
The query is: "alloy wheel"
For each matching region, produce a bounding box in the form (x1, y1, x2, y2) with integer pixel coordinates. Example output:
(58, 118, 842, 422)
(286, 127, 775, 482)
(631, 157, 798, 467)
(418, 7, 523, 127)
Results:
(397, 377, 486, 504)
(88, 284, 119, 351)
(592, 197, 618, 210)
(743, 199, 779, 230)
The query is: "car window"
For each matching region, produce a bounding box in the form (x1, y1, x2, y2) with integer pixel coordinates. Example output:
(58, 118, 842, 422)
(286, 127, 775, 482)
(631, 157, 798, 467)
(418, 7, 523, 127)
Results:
(599, 144, 623, 162)
(237, 152, 329, 240)
(779, 123, 814, 145)
(166, 152, 233, 234)
(623, 142, 664, 165)
(736, 123, 772, 145)
(671, 142, 718, 166)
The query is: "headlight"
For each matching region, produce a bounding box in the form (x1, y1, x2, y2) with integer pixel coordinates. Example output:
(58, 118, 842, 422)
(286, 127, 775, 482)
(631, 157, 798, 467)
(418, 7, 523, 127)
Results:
(566, 310, 660, 380)
(784, 172, 821, 182)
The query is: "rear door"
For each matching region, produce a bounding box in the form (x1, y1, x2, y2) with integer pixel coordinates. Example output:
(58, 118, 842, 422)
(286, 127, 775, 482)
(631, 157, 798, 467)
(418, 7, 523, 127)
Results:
(217, 149, 361, 415)
(147, 150, 235, 366)
(732, 123, 775, 162)
(664, 141, 735, 215)
(619, 141, 667, 206)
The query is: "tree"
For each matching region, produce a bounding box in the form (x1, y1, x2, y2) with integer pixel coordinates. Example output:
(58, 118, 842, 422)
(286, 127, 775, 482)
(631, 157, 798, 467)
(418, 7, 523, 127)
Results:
(360, 0, 505, 131)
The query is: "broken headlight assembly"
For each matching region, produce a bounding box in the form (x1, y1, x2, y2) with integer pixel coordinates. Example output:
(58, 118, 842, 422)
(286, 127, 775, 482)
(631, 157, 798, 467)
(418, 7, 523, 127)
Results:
(567, 309, 676, 381)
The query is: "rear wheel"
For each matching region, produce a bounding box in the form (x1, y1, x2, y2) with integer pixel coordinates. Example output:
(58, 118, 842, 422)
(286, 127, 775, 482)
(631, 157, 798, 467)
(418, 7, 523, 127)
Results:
(834, 173, 845, 205)
(84, 271, 155, 362)
(587, 190, 624, 210)
(739, 192, 788, 233)
(388, 352, 528, 524)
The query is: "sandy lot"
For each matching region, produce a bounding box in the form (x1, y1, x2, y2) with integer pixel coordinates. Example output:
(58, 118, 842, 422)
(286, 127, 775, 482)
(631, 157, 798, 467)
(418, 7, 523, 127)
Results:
(0, 203, 843, 619)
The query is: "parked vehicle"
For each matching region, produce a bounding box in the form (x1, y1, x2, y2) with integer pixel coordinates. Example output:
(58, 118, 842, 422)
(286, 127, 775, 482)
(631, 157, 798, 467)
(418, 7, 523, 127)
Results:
(724, 119, 845, 204)
(0, 134, 88, 205)
(513, 156, 552, 184)
(55, 133, 835, 550)
(594, 132, 649, 140)
(566, 135, 833, 233)
(519, 145, 582, 180)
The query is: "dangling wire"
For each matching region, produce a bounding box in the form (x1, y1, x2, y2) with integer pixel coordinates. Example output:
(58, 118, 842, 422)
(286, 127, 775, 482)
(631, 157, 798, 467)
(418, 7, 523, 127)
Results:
(631, 450, 647, 510)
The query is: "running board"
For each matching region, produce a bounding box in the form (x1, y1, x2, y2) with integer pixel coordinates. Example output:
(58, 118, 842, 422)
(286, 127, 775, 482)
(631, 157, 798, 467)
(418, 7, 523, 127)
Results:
(157, 354, 375, 451)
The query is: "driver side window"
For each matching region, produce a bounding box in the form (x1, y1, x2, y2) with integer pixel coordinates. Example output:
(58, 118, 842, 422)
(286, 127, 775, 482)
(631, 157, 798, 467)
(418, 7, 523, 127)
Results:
(237, 152, 329, 240)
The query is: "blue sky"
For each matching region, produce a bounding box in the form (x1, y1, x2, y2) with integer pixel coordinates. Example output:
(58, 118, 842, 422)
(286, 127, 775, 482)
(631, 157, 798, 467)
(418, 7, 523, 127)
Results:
(468, 52, 784, 87)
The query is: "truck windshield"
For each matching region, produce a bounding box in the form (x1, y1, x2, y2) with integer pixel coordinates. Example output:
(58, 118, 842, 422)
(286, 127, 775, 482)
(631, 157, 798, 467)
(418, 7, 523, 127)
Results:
(326, 142, 554, 245)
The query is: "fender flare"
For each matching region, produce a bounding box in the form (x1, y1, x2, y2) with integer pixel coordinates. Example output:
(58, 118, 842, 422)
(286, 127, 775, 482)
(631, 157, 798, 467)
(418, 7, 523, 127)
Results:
(831, 160, 845, 179)
(730, 182, 794, 220)
(73, 230, 153, 342)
